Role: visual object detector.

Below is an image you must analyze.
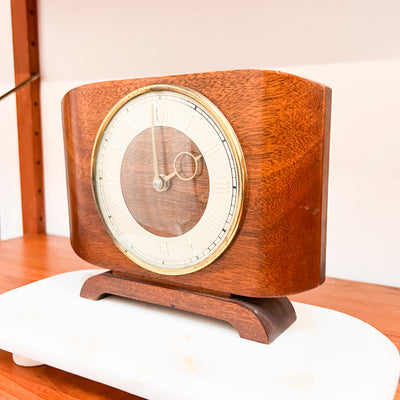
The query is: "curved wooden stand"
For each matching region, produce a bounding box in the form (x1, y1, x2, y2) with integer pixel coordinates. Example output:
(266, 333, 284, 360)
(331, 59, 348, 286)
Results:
(80, 271, 296, 344)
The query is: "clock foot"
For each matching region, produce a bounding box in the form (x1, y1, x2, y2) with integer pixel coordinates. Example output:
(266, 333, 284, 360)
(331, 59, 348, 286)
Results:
(80, 271, 296, 344)
(12, 353, 43, 367)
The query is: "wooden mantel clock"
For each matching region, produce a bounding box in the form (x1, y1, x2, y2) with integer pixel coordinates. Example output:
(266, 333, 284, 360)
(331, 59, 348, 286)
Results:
(62, 70, 331, 344)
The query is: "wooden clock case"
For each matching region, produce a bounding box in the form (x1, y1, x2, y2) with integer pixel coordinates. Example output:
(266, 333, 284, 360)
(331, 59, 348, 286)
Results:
(62, 70, 331, 343)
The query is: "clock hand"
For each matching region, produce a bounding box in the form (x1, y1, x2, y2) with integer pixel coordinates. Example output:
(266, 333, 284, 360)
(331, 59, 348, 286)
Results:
(150, 105, 170, 192)
(163, 170, 177, 182)
(151, 104, 159, 180)
(164, 152, 202, 182)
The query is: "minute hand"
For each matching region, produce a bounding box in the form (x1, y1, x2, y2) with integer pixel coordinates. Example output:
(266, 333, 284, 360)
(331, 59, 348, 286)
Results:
(151, 104, 159, 179)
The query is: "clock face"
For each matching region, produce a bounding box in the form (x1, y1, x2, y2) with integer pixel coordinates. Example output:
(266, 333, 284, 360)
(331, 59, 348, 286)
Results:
(92, 84, 246, 275)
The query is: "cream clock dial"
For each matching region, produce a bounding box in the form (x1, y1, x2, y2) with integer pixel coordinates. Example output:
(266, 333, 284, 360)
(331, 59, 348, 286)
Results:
(92, 84, 246, 275)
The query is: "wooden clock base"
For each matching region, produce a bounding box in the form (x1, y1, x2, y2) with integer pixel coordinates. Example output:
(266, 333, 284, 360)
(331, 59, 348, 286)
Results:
(80, 271, 296, 344)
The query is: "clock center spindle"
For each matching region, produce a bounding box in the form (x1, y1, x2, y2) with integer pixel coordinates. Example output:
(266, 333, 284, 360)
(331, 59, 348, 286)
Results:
(152, 175, 170, 192)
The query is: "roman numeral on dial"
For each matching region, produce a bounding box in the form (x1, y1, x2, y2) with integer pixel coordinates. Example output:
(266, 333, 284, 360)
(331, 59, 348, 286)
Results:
(101, 173, 119, 186)
(108, 141, 124, 152)
(153, 104, 168, 124)
(127, 112, 143, 130)
(204, 211, 223, 232)
(185, 238, 194, 255)
(159, 241, 169, 257)
(108, 200, 126, 221)
(211, 181, 230, 194)
(185, 114, 194, 131)
(204, 142, 221, 158)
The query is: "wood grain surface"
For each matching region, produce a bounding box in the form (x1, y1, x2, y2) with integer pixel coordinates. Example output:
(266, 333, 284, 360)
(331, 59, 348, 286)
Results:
(81, 271, 296, 344)
(10, 0, 45, 235)
(119, 126, 209, 237)
(0, 235, 398, 399)
(63, 69, 331, 297)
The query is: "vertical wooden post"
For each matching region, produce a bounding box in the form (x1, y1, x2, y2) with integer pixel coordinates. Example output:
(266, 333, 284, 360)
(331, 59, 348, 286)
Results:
(10, 0, 45, 235)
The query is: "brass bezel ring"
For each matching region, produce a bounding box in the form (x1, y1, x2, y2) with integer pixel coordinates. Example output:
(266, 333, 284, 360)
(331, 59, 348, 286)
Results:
(91, 83, 247, 276)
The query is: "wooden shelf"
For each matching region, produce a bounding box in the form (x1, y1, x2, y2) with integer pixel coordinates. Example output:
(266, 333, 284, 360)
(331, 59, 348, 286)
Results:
(0, 234, 399, 399)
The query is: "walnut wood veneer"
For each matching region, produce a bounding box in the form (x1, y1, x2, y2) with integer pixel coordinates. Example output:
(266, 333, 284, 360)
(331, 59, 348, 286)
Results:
(62, 70, 331, 299)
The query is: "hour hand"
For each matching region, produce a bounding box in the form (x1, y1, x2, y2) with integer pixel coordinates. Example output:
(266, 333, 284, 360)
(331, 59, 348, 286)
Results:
(164, 152, 202, 182)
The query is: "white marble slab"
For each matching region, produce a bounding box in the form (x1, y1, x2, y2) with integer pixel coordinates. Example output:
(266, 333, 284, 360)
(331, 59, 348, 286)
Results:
(0, 269, 398, 400)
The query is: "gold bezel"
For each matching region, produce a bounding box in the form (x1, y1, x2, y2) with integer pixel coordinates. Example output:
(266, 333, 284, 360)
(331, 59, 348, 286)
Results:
(91, 83, 246, 275)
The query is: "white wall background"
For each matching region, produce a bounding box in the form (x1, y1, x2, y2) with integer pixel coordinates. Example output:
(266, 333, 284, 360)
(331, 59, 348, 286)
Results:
(1, 0, 399, 287)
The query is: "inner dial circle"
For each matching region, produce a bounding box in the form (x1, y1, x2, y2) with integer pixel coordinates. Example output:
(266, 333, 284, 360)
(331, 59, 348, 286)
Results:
(120, 127, 209, 237)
